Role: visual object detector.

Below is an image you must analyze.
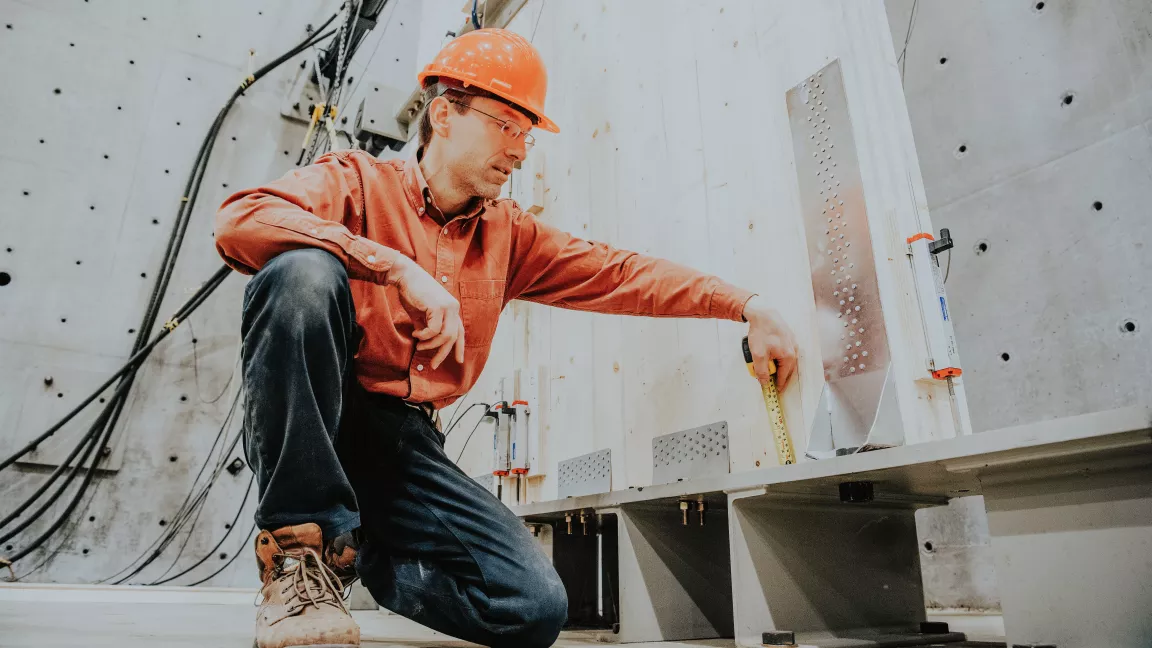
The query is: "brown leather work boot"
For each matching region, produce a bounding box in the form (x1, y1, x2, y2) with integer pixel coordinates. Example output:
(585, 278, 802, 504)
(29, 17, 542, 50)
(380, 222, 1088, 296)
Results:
(253, 523, 360, 648)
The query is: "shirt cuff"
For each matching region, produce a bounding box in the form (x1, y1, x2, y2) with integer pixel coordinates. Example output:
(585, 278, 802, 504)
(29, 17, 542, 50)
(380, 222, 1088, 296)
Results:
(711, 284, 757, 322)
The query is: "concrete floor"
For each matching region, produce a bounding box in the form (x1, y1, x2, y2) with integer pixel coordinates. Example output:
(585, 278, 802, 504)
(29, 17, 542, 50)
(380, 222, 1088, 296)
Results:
(0, 583, 1006, 647)
(0, 583, 732, 648)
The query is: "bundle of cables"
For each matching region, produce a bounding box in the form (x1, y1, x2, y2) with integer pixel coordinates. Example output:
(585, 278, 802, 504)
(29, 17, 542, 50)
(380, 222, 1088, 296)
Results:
(0, 6, 374, 584)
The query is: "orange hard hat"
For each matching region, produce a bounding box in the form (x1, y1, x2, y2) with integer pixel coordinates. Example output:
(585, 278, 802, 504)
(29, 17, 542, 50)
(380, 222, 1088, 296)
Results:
(418, 28, 559, 133)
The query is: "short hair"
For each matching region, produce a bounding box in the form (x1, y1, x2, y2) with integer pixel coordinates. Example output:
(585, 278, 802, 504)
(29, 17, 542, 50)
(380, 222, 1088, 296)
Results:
(416, 78, 537, 149)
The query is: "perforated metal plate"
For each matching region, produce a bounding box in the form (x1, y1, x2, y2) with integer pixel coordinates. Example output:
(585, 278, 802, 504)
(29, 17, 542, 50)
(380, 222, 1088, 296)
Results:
(651, 422, 729, 485)
(787, 60, 893, 450)
(557, 448, 612, 499)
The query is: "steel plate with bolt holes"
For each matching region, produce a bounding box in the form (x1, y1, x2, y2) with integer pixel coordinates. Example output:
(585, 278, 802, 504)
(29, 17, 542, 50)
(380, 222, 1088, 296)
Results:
(651, 422, 730, 485)
(557, 449, 612, 498)
(787, 60, 893, 451)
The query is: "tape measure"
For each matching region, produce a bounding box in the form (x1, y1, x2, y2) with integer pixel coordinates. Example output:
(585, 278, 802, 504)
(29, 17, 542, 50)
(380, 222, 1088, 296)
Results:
(742, 336, 797, 466)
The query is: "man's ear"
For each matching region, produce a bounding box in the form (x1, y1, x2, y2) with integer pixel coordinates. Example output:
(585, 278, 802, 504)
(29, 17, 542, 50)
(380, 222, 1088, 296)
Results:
(427, 96, 452, 139)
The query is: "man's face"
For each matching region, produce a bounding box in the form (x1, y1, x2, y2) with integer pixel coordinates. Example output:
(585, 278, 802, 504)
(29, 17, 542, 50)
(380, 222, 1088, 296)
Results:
(438, 95, 533, 200)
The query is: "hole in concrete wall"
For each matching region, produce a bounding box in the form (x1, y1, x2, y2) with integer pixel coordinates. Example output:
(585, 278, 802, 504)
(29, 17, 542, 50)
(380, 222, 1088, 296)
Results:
(82, 549, 89, 555)
(89, 516, 95, 522)
(1001, 352, 1010, 361)
(1033, 1, 1045, 10)
(975, 240, 989, 255)
(219, 552, 228, 560)
(180, 395, 188, 402)
(129, 60, 135, 65)
(75, 260, 81, 265)
(5, 24, 11, 29)
(159, 519, 167, 526)
(283, 150, 289, 156)
(99, 397, 105, 403)
(1062, 93, 1074, 106)
(224, 523, 231, 529)
(192, 338, 198, 344)
(5, 247, 11, 252)
(117, 105, 122, 111)
(1120, 319, 1138, 334)
(128, 328, 135, 334)
(176, 121, 181, 126)
(923, 541, 934, 552)
(1093, 201, 1103, 211)
(938, 57, 948, 65)
(221, 183, 228, 188)
(230, 136, 236, 141)
(53, 88, 61, 95)
(0, 272, 11, 286)
(169, 456, 177, 462)
(164, 169, 169, 174)
(89, 205, 95, 211)
(61, 317, 67, 323)
(956, 144, 968, 158)
(140, 272, 146, 278)
(39, 138, 45, 144)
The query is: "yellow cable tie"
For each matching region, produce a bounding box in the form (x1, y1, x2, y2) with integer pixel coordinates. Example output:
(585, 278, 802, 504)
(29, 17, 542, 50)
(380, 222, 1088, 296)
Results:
(180, 196, 189, 202)
(328, 105, 338, 119)
(163, 318, 180, 332)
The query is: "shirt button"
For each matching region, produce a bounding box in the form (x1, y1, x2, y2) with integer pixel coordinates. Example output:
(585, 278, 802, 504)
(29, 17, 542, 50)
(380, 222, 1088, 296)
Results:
(418, 208, 425, 214)
(441, 276, 448, 283)
(416, 364, 424, 372)
(367, 255, 376, 262)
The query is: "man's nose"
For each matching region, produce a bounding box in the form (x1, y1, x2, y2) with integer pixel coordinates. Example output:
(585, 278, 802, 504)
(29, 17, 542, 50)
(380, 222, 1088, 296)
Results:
(505, 138, 527, 162)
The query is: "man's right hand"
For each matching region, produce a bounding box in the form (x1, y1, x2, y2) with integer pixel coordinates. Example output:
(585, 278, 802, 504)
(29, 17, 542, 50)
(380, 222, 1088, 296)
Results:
(391, 258, 465, 368)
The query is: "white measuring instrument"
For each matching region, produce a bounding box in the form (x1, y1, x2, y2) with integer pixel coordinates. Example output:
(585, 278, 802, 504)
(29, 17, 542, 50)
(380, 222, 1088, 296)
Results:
(743, 336, 797, 465)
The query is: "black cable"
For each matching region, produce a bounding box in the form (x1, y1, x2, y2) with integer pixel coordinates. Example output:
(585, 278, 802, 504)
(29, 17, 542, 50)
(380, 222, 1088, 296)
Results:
(454, 413, 491, 464)
(0, 266, 230, 473)
(8, 481, 103, 582)
(0, 377, 134, 545)
(187, 522, 256, 587)
(145, 412, 240, 585)
(148, 473, 254, 586)
(108, 412, 245, 585)
(445, 402, 489, 438)
(0, 23, 337, 570)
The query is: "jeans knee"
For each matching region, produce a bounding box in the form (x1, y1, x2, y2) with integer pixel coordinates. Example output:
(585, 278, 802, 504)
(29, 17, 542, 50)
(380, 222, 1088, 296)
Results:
(245, 249, 350, 331)
(513, 572, 568, 648)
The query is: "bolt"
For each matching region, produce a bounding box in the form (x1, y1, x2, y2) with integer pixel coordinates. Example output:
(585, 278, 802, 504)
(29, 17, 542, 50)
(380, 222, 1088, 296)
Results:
(679, 499, 690, 526)
(579, 510, 588, 535)
(564, 513, 572, 535)
(696, 498, 707, 526)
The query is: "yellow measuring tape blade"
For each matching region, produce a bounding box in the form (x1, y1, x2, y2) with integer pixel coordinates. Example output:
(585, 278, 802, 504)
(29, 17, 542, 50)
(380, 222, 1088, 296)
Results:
(743, 336, 797, 466)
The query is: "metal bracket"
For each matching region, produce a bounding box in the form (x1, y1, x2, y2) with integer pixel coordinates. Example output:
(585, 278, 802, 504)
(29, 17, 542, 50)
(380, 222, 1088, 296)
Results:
(558, 449, 612, 498)
(651, 422, 730, 485)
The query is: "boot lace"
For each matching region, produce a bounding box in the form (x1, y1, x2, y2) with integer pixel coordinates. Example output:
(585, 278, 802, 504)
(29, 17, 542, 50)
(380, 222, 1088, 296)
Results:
(271, 547, 351, 623)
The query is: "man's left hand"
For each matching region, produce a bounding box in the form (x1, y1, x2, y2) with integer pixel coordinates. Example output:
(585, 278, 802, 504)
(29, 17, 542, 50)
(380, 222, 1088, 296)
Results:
(742, 296, 799, 390)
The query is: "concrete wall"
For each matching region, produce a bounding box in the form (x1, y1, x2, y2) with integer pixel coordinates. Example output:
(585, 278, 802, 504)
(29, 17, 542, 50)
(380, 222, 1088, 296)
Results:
(0, 0, 424, 586)
(886, 0, 1152, 611)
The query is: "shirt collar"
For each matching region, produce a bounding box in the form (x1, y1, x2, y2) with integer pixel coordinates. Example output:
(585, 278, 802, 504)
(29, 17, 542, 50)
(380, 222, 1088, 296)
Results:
(404, 148, 487, 223)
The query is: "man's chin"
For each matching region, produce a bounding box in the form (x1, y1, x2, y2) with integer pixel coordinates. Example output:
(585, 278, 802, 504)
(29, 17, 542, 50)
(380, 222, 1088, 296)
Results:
(473, 181, 505, 200)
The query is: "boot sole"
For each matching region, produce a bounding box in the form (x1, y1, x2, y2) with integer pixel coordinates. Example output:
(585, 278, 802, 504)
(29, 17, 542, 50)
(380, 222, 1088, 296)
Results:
(253, 636, 357, 641)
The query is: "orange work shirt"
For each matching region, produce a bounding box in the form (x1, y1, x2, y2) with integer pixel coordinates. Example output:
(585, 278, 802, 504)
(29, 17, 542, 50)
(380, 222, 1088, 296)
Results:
(214, 150, 754, 409)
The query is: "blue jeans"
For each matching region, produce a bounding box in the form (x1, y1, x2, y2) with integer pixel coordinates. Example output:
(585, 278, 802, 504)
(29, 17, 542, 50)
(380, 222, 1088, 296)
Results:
(240, 248, 567, 648)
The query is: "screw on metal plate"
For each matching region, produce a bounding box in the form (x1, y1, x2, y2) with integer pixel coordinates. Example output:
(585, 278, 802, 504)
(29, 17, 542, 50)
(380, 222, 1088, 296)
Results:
(226, 457, 245, 476)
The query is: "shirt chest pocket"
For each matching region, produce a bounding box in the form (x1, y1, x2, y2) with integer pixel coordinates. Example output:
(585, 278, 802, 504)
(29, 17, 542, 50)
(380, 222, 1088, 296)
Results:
(458, 279, 505, 348)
